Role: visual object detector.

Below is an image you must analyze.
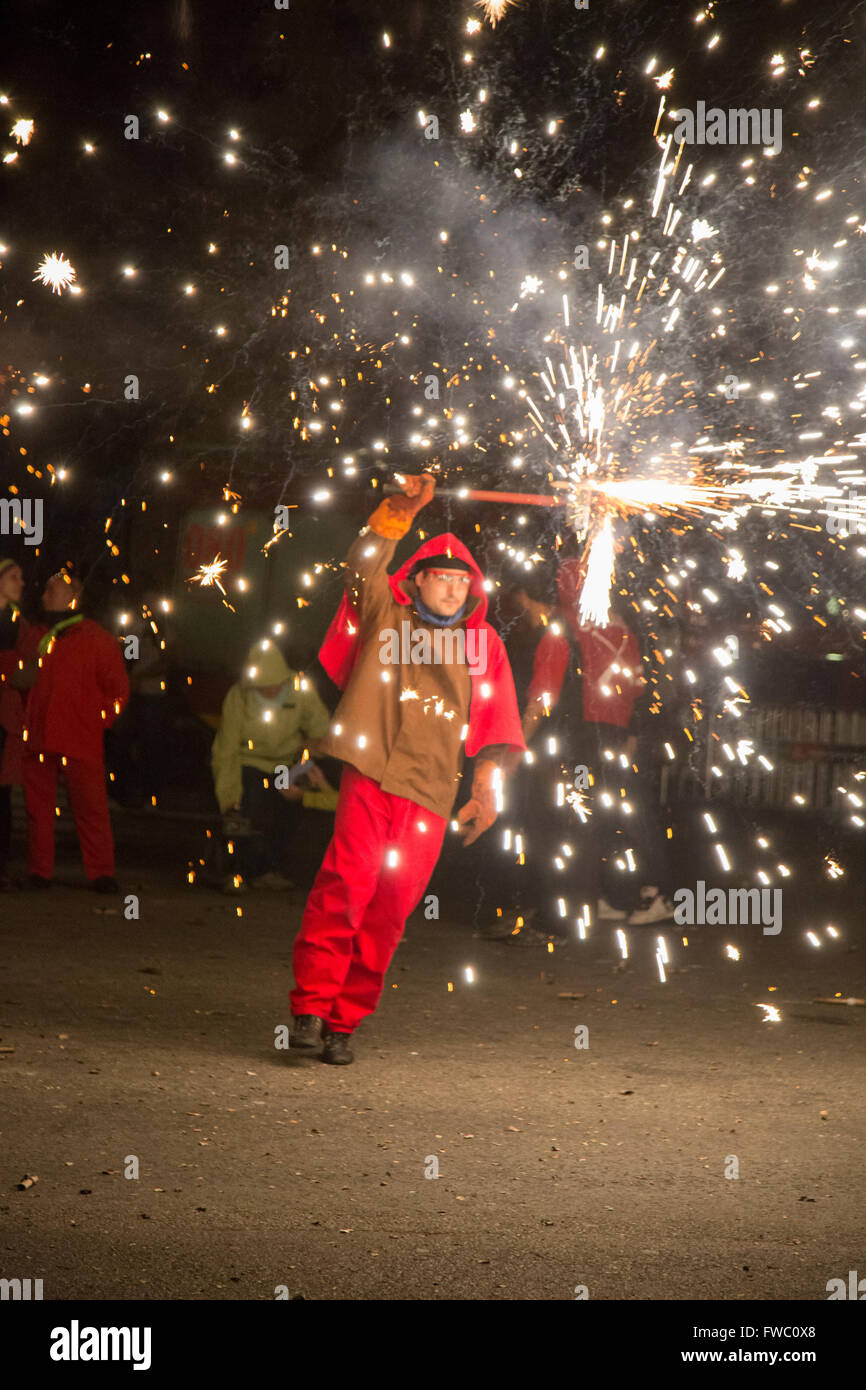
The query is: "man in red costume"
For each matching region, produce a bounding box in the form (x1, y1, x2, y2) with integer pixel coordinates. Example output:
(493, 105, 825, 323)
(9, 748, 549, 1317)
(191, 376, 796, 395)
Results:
(21, 572, 129, 892)
(521, 559, 674, 926)
(289, 473, 525, 1064)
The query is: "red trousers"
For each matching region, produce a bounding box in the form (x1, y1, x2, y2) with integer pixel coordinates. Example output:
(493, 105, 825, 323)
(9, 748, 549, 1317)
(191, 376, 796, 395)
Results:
(291, 765, 446, 1033)
(23, 752, 116, 881)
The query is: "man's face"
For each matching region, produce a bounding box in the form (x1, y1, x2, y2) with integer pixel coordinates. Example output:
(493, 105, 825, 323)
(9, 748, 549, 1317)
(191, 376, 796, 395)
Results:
(0, 565, 24, 605)
(43, 573, 79, 611)
(415, 567, 472, 618)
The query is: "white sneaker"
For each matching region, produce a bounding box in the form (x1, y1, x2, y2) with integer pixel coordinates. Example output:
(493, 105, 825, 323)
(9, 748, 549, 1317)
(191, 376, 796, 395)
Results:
(598, 897, 628, 921)
(627, 894, 675, 925)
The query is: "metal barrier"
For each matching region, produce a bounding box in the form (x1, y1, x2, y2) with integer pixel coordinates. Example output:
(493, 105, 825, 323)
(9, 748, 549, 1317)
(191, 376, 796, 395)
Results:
(661, 706, 866, 810)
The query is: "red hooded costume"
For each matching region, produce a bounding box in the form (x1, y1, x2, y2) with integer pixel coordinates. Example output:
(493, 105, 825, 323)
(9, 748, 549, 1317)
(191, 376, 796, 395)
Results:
(291, 520, 524, 1036)
(19, 614, 129, 883)
(527, 558, 643, 729)
(317, 529, 523, 819)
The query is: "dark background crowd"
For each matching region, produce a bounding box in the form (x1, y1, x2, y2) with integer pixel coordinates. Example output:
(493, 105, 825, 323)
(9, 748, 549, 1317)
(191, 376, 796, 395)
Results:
(3, 527, 865, 947)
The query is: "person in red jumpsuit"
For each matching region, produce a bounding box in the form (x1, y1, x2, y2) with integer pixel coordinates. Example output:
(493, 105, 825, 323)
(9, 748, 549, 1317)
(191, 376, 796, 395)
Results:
(20, 571, 129, 892)
(289, 473, 525, 1064)
(0, 558, 30, 889)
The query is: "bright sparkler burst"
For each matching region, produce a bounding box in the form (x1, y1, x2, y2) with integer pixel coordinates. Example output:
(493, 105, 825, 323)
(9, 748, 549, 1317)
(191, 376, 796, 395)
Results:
(475, 0, 520, 27)
(33, 251, 77, 295)
(513, 123, 866, 631)
(192, 555, 229, 595)
(10, 118, 34, 145)
(579, 515, 616, 625)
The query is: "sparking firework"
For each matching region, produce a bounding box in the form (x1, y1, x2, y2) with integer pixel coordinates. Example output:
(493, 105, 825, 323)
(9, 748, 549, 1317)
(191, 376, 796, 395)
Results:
(32, 251, 77, 295)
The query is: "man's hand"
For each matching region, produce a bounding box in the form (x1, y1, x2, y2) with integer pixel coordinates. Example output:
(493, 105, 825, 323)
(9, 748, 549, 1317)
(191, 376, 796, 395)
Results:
(278, 785, 305, 802)
(367, 473, 435, 539)
(456, 758, 501, 848)
(394, 472, 435, 502)
(302, 762, 331, 792)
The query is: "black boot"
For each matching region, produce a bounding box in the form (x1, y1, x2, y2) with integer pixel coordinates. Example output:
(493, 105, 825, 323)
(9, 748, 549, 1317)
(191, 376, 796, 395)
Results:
(321, 1030, 354, 1066)
(289, 1015, 323, 1050)
(90, 876, 120, 894)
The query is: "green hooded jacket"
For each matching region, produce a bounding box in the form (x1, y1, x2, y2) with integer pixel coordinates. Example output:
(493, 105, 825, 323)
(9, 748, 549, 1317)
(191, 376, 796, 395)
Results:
(211, 641, 331, 812)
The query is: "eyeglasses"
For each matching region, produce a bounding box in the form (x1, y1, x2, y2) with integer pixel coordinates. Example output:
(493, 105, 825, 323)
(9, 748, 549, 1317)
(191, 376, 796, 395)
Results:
(425, 571, 472, 589)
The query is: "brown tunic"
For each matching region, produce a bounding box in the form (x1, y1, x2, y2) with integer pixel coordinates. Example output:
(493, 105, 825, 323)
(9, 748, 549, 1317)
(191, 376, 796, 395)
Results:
(320, 532, 487, 819)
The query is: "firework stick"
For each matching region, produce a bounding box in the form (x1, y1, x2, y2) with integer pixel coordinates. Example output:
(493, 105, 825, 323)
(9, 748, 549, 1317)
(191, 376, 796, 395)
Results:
(385, 484, 563, 507)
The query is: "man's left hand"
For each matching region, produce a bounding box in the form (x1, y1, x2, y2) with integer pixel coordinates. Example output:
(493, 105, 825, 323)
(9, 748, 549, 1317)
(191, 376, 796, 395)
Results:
(456, 759, 501, 847)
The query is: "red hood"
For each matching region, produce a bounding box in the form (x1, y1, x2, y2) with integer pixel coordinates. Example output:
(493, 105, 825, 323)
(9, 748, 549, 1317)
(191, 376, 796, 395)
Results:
(319, 528, 524, 759)
(389, 532, 487, 626)
(320, 533, 488, 689)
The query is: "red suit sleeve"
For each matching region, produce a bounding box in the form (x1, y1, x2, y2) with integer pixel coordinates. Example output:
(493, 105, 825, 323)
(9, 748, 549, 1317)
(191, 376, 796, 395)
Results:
(6, 617, 41, 664)
(97, 631, 131, 728)
(527, 630, 570, 708)
(465, 626, 525, 759)
(0, 617, 37, 683)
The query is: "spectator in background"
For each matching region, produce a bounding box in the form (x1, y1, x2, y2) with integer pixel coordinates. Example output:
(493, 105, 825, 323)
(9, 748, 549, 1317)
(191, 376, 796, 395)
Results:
(0, 559, 29, 889)
(496, 573, 554, 710)
(20, 571, 129, 893)
(521, 560, 675, 926)
(477, 570, 558, 943)
(110, 590, 172, 807)
(211, 639, 331, 891)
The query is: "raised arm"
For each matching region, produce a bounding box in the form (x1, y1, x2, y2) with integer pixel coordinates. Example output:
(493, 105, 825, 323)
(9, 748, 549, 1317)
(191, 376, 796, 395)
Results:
(343, 473, 435, 625)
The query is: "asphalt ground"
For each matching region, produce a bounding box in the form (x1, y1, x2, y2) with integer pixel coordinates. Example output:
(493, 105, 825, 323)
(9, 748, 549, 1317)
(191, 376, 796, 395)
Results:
(0, 797, 863, 1302)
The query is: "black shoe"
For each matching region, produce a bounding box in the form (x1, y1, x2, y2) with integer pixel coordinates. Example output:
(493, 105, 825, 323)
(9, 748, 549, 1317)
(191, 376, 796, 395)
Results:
(321, 1030, 354, 1066)
(28, 874, 52, 890)
(289, 1015, 323, 1050)
(90, 876, 120, 894)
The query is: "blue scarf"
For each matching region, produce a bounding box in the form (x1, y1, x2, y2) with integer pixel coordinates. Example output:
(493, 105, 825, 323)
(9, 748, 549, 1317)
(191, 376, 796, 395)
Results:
(414, 596, 467, 628)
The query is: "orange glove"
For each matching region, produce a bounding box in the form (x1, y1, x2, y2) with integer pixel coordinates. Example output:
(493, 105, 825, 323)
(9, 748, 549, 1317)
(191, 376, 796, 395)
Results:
(367, 473, 435, 539)
(456, 759, 501, 848)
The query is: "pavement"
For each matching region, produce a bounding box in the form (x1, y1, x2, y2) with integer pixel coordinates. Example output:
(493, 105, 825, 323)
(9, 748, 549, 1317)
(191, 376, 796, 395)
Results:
(0, 799, 863, 1301)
